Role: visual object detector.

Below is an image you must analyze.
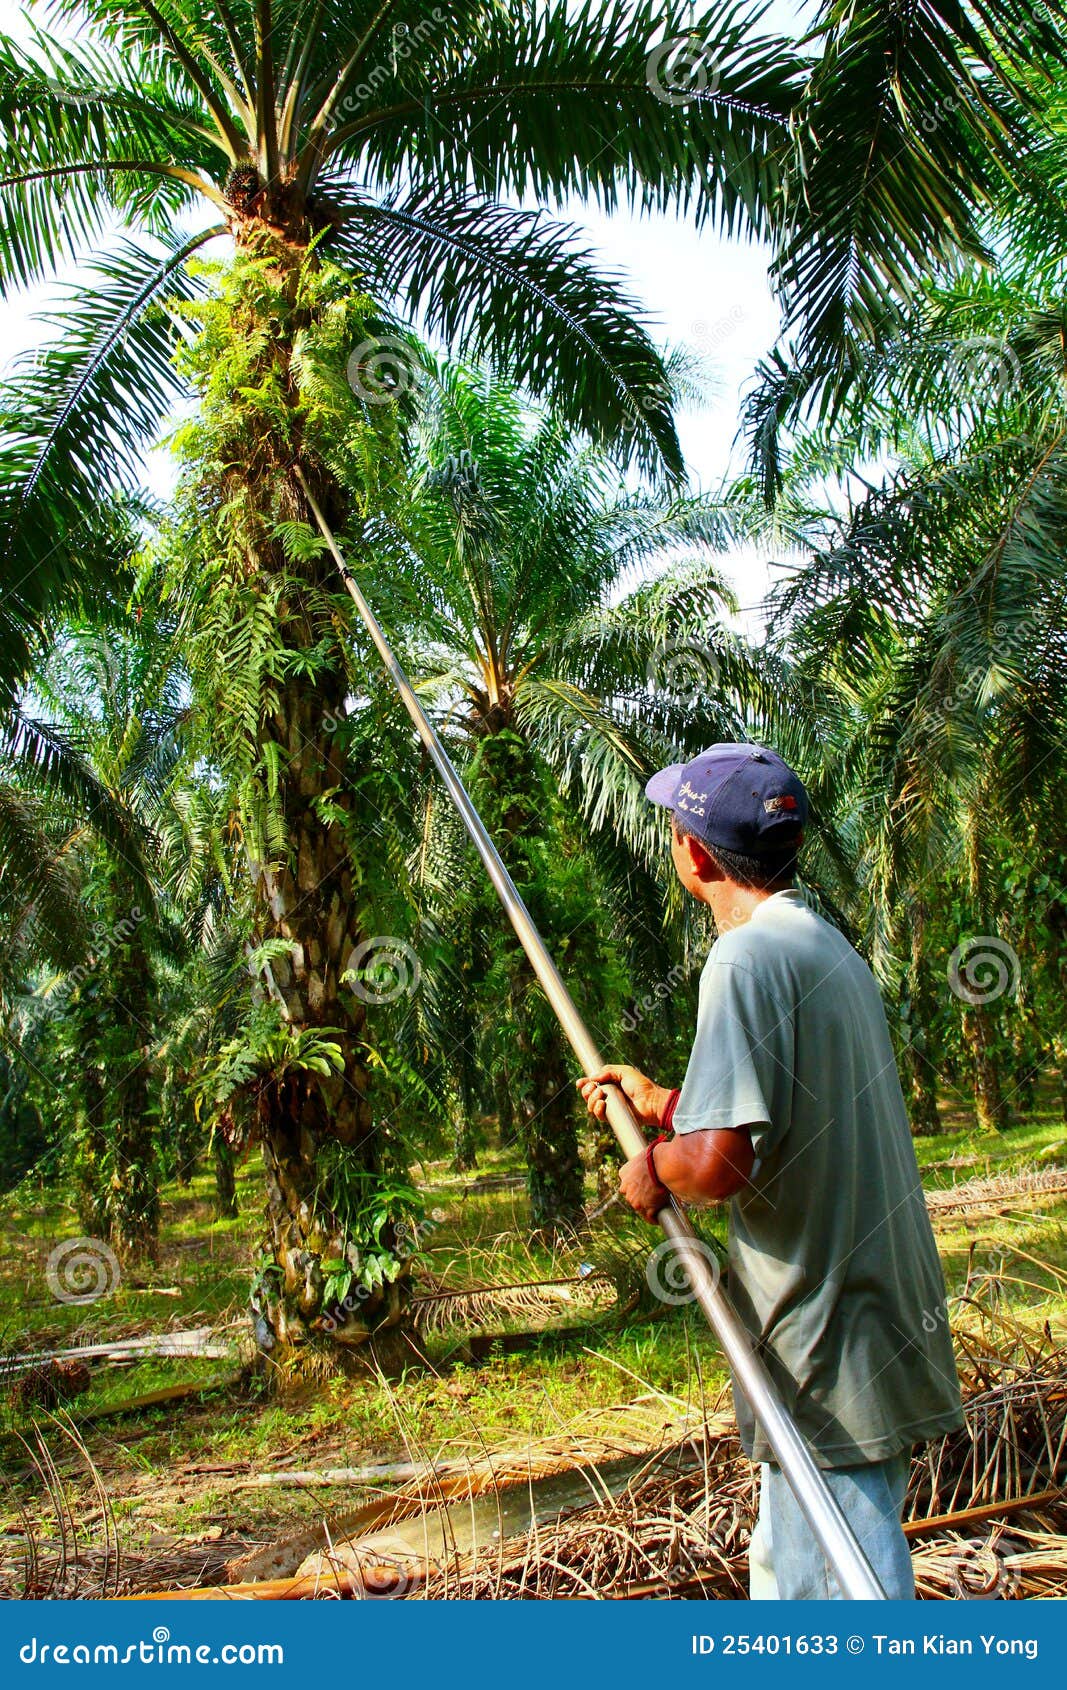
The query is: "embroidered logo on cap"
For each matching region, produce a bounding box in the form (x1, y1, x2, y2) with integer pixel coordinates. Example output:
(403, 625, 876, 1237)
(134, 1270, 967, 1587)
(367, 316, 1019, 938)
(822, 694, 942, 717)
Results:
(676, 778, 707, 818)
(763, 794, 798, 814)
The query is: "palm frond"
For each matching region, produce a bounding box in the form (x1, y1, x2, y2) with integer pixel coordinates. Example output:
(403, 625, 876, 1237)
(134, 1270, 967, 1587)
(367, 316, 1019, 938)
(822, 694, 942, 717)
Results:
(1, 709, 151, 895)
(328, 190, 684, 480)
(327, 0, 801, 237)
(772, 0, 1046, 365)
(0, 225, 221, 695)
(0, 26, 225, 291)
(0, 782, 86, 974)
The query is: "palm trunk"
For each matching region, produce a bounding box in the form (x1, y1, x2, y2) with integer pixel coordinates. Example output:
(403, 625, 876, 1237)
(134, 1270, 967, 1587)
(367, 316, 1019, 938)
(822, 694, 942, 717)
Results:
(108, 943, 159, 1262)
(592, 1117, 620, 1203)
(903, 903, 941, 1136)
(214, 1135, 239, 1219)
(173, 1109, 202, 1188)
(493, 1065, 516, 1147)
(958, 825, 1010, 1135)
(518, 1033, 586, 1242)
(195, 221, 407, 1369)
(110, 1054, 159, 1262)
(904, 1033, 941, 1136)
(74, 1068, 110, 1240)
(450, 1109, 479, 1173)
(962, 1006, 1010, 1133)
(250, 666, 403, 1358)
(1009, 1030, 1038, 1117)
(471, 728, 586, 1240)
(1007, 991, 1041, 1118)
(72, 930, 159, 1258)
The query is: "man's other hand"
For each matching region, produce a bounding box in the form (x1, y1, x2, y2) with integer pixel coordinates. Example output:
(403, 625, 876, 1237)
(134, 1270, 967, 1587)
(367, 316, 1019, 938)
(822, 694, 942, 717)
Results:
(577, 1064, 673, 1127)
(619, 1149, 668, 1222)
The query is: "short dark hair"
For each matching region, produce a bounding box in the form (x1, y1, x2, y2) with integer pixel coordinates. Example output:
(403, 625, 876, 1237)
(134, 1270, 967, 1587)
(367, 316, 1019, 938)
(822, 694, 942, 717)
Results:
(673, 815, 800, 892)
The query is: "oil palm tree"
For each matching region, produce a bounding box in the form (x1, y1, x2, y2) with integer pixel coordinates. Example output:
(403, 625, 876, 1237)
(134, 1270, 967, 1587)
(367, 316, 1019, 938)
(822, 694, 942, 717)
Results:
(0, 0, 812, 1362)
(0, 497, 152, 1012)
(0, 0, 1041, 1350)
(754, 155, 1067, 1133)
(5, 600, 199, 1257)
(358, 362, 754, 1233)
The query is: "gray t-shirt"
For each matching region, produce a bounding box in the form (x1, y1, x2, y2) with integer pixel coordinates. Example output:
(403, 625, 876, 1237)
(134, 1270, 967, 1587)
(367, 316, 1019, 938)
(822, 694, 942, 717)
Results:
(673, 888, 963, 1467)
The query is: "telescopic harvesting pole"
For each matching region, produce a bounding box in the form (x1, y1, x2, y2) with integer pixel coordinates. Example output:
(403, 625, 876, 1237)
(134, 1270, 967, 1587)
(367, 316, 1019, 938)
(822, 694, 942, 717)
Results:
(295, 468, 887, 1601)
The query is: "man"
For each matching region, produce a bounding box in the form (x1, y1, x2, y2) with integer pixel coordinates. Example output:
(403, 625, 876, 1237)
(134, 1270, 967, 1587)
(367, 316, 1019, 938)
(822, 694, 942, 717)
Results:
(579, 743, 963, 1600)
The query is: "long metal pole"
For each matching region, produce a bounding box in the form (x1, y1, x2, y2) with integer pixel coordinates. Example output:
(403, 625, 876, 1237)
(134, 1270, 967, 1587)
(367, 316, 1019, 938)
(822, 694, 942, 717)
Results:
(296, 468, 887, 1601)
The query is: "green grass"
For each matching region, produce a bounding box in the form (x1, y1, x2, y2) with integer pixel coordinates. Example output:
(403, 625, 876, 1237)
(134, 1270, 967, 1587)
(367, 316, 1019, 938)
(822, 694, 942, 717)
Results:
(2, 1101, 1065, 1556)
(911, 1101, 1067, 1330)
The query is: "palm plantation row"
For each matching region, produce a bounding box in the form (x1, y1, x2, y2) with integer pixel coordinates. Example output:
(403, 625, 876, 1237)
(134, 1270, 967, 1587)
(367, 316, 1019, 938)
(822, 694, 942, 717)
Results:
(1, 1, 1065, 1373)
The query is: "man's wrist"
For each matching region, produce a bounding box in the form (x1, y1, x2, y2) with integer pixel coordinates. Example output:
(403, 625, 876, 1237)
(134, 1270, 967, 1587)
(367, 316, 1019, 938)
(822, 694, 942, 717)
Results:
(646, 1133, 671, 1196)
(659, 1087, 681, 1131)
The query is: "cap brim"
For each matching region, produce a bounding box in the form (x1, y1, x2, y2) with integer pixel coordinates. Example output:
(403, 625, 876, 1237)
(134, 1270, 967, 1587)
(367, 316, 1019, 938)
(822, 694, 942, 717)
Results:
(645, 765, 684, 807)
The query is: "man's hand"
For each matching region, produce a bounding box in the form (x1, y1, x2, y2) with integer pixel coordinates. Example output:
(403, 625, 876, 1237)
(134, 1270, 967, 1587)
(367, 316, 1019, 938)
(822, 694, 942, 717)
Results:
(576, 1064, 673, 1128)
(619, 1149, 669, 1223)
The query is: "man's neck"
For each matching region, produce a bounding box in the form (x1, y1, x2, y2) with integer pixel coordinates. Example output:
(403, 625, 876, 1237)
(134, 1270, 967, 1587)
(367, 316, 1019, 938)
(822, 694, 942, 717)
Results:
(708, 880, 775, 934)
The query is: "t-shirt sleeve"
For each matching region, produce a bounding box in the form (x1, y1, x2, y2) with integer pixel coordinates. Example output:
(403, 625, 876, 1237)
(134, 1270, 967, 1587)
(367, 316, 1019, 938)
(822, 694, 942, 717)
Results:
(671, 960, 794, 1159)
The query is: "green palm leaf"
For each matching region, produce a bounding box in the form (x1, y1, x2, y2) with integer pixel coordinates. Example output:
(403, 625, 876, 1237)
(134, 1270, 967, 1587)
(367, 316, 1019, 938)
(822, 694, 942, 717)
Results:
(328, 0, 801, 236)
(328, 191, 684, 480)
(0, 225, 222, 694)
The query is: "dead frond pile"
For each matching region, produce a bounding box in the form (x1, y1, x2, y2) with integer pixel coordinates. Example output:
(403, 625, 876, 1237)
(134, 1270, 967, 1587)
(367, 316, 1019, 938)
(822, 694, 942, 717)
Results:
(422, 1319, 1067, 1600)
(0, 1414, 121, 1599)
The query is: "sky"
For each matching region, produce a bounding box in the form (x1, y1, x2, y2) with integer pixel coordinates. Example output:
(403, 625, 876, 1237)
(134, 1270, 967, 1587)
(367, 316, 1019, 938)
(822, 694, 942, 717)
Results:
(0, 0, 813, 622)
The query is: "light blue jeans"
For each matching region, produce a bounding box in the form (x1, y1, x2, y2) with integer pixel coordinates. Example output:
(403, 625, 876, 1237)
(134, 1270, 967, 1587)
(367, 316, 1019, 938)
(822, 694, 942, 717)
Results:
(749, 1454, 915, 1600)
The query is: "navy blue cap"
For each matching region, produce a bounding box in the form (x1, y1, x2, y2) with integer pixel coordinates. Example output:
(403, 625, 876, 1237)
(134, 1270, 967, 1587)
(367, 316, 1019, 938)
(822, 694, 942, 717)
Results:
(645, 743, 808, 855)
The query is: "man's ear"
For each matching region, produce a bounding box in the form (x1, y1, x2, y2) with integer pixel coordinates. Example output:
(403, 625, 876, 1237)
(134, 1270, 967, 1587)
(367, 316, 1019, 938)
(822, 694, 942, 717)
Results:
(679, 828, 717, 880)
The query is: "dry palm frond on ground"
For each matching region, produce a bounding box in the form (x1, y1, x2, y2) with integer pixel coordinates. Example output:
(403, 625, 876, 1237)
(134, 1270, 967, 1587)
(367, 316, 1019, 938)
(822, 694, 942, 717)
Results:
(0, 1415, 123, 1599)
(6, 1306, 1067, 1601)
(926, 1165, 1067, 1218)
(200, 1313, 1066, 1602)
(410, 1321, 1067, 1600)
(411, 1274, 615, 1338)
